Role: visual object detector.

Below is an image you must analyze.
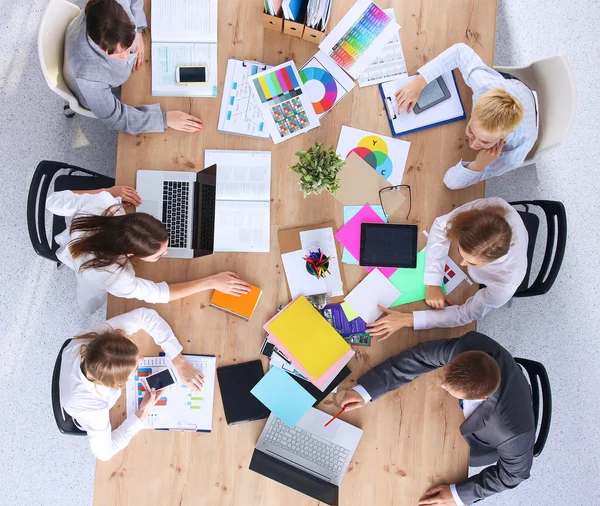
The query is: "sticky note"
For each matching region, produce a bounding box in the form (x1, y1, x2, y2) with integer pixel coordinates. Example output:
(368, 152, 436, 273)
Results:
(251, 367, 316, 428)
(341, 301, 360, 321)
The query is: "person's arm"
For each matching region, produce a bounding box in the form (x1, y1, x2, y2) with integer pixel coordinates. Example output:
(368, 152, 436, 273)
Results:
(455, 430, 535, 504)
(129, 0, 148, 30)
(75, 78, 166, 135)
(46, 189, 118, 217)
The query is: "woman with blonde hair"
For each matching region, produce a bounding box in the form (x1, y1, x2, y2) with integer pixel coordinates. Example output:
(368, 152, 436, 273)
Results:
(367, 197, 528, 339)
(46, 186, 250, 314)
(59, 308, 203, 461)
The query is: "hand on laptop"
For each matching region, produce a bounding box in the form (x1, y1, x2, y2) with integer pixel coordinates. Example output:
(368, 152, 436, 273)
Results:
(366, 306, 414, 341)
(108, 186, 142, 207)
(210, 272, 251, 296)
(425, 285, 447, 309)
(418, 485, 456, 506)
(172, 355, 204, 391)
(394, 74, 427, 113)
(339, 390, 366, 412)
(166, 111, 204, 132)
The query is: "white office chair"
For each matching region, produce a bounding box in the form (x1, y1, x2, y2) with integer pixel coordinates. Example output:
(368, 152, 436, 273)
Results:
(495, 55, 576, 167)
(38, 0, 96, 118)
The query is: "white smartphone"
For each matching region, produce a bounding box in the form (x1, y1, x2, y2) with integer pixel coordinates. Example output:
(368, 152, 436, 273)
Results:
(143, 368, 177, 392)
(176, 65, 208, 84)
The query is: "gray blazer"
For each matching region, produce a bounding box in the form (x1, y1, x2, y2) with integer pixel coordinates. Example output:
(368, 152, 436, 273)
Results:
(359, 331, 535, 505)
(63, 0, 166, 134)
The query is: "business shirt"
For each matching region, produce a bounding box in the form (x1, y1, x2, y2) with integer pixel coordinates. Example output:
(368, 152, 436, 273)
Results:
(413, 197, 528, 329)
(418, 43, 538, 189)
(59, 308, 183, 461)
(63, 0, 167, 134)
(354, 331, 535, 505)
(46, 190, 170, 315)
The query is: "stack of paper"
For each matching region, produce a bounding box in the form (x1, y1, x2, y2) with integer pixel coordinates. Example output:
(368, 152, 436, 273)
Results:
(344, 269, 401, 323)
(306, 0, 333, 31)
(282, 0, 308, 21)
(263, 296, 354, 389)
(265, 0, 283, 16)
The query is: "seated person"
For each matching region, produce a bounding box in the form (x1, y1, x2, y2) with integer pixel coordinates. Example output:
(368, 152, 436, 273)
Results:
(46, 187, 250, 314)
(64, 0, 203, 134)
(60, 307, 204, 461)
(367, 197, 527, 339)
(395, 43, 538, 189)
(339, 331, 536, 505)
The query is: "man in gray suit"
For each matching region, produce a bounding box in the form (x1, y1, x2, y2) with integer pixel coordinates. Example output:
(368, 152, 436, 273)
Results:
(339, 331, 536, 505)
(64, 0, 203, 135)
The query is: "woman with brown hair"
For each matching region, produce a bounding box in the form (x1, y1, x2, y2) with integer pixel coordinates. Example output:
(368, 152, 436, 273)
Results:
(46, 187, 250, 314)
(367, 197, 528, 339)
(59, 307, 203, 461)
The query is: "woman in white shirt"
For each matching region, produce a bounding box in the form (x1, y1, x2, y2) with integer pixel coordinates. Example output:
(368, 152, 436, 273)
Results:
(59, 307, 203, 461)
(368, 197, 528, 339)
(47, 186, 250, 314)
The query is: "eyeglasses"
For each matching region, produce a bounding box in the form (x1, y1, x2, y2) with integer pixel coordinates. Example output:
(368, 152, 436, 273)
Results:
(378, 184, 412, 222)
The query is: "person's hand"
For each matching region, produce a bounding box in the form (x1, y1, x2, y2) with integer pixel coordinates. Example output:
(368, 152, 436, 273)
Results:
(166, 111, 204, 132)
(136, 388, 162, 419)
(209, 271, 251, 296)
(394, 74, 427, 113)
(468, 139, 506, 172)
(366, 305, 414, 341)
(133, 32, 145, 71)
(108, 185, 142, 207)
(339, 390, 366, 412)
(172, 355, 204, 391)
(425, 285, 447, 309)
(419, 485, 457, 505)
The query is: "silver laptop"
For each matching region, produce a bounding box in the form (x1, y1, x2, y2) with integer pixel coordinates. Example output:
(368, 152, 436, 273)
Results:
(250, 408, 362, 505)
(136, 166, 217, 259)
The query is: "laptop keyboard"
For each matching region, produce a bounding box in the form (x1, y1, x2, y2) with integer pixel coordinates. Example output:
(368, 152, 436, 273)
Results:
(199, 183, 216, 251)
(264, 417, 349, 474)
(162, 181, 189, 249)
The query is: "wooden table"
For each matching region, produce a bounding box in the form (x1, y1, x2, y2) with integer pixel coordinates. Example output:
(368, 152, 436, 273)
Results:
(95, 1, 497, 504)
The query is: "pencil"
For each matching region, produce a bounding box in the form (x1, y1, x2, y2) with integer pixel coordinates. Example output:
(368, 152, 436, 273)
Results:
(324, 407, 345, 427)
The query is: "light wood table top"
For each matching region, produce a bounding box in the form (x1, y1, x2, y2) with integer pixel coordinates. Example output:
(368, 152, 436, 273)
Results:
(95, 0, 497, 504)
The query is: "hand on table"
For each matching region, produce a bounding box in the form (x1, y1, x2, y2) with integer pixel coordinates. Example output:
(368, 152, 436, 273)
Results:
(166, 111, 204, 132)
(394, 74, 427, 113)
(133, 32, 145, 71)
(366, 305, 414, 341)
(210, 271, 251, 296)
(425, 285, 447, 309)
(108, 186, 142, 207)
(468, 139, 506, 172)
(172, 355, 204, 391)
(136, 388, 162, 419)
(418, 485, 457, 506)
(338, 390, 366, 412)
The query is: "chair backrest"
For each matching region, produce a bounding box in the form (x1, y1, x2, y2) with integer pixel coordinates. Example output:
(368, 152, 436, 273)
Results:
(52, 338, 86, 436)
(495, 55, 577, 164)
(514, 358, 552, 457)
(511, 200, 567, 297)
(37, 0, 96, 117)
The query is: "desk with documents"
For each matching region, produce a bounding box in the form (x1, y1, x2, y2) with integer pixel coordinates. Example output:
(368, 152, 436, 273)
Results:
(95, 0, 498, 505)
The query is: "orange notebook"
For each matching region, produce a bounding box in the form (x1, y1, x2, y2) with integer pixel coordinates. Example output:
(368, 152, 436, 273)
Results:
(209, 286, 262, 321)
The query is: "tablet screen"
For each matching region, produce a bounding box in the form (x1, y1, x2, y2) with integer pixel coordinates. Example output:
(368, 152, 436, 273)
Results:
(359, 223, 418, 268)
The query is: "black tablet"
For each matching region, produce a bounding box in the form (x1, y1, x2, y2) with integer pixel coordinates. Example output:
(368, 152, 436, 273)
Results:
(413, 76, 451, 114)
(217, 360, 270, 425)
(359, 223, 418, 268)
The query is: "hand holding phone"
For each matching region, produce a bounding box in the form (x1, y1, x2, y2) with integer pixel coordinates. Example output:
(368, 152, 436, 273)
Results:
(143, 368, 177, 392)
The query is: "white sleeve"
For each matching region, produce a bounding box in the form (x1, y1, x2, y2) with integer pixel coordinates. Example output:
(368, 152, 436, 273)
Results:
(46, 190, 120, 217)
(76, 408, 143, 462)
(105, 308, 183, 359)
(449, 484, 465, 506)
(352, 385, 372, 403)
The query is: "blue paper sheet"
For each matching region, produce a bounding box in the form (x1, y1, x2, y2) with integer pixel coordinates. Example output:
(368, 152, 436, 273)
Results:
(341, 205, 387, 264)
(251, 367, 316, 427)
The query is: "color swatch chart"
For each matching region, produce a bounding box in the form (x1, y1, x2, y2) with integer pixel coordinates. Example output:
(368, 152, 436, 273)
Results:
(328, 3, 391, 71)
(272, 96, 310, 137)
(252, 64, 302, 105)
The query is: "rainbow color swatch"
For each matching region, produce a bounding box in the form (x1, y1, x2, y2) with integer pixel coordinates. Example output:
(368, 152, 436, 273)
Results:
(329, 2, 391, 71)
(272, 96, 310, 137)
(253, 64, 301, 104)
(299, 67, 338, 115)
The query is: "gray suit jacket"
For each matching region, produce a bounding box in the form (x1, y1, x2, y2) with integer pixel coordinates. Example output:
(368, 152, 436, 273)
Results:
(359, 331, 535, 505)
(63, 0, 166, 134)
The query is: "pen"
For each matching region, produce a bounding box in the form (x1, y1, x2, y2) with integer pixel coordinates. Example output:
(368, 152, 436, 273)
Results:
(324, 407, 345, 427)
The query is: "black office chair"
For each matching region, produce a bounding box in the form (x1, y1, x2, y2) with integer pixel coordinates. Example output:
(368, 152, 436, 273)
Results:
(510, 200, 567, 297)
(514, 358, 551, 457)
(52, 339, 86, 436)
(27, 160, 115, 265)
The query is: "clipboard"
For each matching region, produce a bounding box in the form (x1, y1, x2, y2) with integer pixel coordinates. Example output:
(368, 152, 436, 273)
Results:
(278, 222, 347, 304)
(379, 71, 466, 138)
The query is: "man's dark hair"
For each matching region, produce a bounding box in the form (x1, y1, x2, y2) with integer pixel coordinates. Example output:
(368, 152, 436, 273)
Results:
(444, 351, 501, 400)
(85, 0, 135, 55)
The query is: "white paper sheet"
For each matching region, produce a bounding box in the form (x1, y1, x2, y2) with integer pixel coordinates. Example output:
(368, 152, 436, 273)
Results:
(344, 269, 401, 323)
(213, 200, 270, 252)
(151, 0, 217, 43)
(336, 125, 411, 186)
(299, 228, 344, 296)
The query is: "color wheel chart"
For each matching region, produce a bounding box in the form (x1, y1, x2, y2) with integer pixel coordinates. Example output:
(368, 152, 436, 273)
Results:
(347, 135, 393, 179)
(299, 67, 337, 115)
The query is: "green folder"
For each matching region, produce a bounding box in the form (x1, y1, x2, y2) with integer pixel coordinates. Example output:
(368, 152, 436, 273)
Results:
(389, 250, 446, 306)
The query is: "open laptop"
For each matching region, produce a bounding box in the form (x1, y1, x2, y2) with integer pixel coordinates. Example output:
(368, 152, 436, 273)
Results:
(136, 166, 217, 259)
(249, 408, 363, 505)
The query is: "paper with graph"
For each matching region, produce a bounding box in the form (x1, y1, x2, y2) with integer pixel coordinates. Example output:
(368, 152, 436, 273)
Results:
(126, 354, 216, 432)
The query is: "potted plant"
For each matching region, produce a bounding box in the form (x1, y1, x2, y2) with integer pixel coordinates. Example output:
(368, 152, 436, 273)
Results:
(289, 142, 345, 197)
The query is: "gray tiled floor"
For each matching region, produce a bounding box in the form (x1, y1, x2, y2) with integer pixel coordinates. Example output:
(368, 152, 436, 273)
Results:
(0, 1, 598, 505)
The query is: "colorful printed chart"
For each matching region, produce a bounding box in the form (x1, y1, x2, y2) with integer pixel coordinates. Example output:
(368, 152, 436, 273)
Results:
(348, 134, 394, 179)
(300, 67, 337, 114)
(272, 96, 310, 137)
(252, 64, 301, 104)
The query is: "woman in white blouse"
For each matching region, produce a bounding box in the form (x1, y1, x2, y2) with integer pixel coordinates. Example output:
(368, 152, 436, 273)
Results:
(47, 186, 250, 314)
(368, 197, 528, 339)
(59, 307, 203, 461)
